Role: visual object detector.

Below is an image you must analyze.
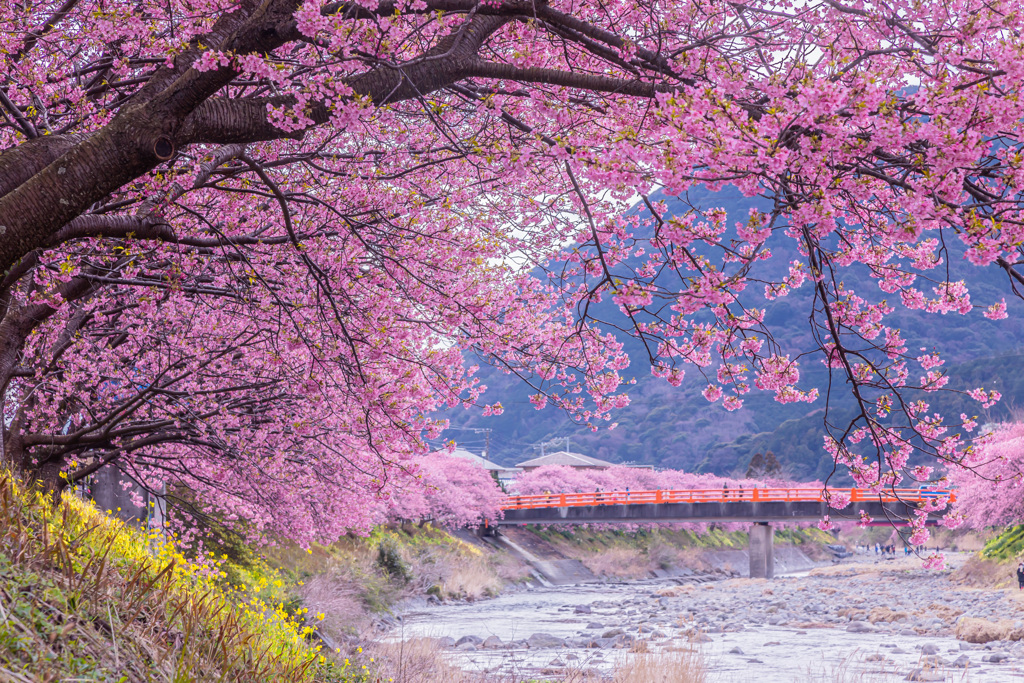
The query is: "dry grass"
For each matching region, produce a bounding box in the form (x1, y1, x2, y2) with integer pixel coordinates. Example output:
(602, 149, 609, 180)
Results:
(612, 648, 707, 683)
(367, 637, 472, 683)
(952, 554, 1015, 588)
(797, 648, 983, 682)
(446, 555, 504, 598)
(299, 571, 374, 641)
(268, 527, 531, 661)
(955, 616, 1024, 643)
(405, 545, 505, 600)
(579, 546, 651, 579)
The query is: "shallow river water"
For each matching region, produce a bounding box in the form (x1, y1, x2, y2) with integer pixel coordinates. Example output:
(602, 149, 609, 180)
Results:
(389, 554, 1024, 682)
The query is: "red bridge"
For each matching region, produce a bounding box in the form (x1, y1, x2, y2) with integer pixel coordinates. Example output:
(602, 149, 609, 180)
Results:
(502, 487, 953, 510)
(496, 487, 953, 579)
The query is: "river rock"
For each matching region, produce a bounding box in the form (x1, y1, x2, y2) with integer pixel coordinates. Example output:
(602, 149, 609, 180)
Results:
(601, 628, 625, 638)
(586, 622, 604, 629)
(455, 635, 482, 647)
(455, 642, 477, 652)
(904, 669, 945, 682)
(574, 605, 592, 614)
(482, 635, 503, 649)
(847, 622, 877, 633)
(436, 636, 456, 648)
(527, 633, 564, 649)
(920, 643, 939, 655)
(951, 654, 972, 668)
(983, 652, 1010, 663)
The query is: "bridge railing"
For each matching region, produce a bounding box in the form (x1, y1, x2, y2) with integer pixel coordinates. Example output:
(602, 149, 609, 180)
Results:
(501, 487, 953, 510)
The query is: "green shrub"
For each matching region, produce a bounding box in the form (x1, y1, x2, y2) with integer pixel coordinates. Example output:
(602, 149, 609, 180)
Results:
(376, 536, 412, 583)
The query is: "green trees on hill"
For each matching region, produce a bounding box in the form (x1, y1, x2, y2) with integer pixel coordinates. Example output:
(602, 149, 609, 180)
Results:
(746, 452, 782, 479)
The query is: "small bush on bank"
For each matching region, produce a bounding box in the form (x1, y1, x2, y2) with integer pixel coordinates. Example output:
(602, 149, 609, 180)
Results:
(376, 535, 413, 583)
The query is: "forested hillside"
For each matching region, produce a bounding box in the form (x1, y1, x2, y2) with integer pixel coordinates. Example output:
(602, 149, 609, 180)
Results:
(442, 186, 1024, 482)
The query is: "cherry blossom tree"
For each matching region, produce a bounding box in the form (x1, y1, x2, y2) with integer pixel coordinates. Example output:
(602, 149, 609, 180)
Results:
(387, 451, 505, 528)
(1, 0, 1022, 543)
(947, 423, 1024, 529)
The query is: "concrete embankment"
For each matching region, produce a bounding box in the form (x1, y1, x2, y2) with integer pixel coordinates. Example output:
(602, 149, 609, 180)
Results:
(481, 525, 825, 584)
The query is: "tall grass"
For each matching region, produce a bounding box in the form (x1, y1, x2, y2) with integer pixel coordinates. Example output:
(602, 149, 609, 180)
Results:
(613, 648, 707, 683)
(0, 473, 361, 682)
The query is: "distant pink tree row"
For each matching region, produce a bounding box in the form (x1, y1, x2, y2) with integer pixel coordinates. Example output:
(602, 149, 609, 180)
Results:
(385, 452, 505, 529)
(947, 423, 1024, 529)
(511, 464, 811, 497)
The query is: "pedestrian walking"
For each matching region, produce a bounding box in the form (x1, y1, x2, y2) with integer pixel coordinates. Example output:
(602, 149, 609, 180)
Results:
(1016, 562, 1024, 591)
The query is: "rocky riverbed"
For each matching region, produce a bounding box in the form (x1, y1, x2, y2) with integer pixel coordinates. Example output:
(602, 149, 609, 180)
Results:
(388, 551, 1024, 681)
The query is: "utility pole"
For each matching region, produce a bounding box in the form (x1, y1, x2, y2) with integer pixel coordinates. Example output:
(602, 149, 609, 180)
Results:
(537, 436, 571, 458)
(441, 427, 492, 458)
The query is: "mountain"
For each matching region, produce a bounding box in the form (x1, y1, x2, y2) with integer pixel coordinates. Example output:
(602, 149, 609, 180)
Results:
(436, 186, 1024, 482)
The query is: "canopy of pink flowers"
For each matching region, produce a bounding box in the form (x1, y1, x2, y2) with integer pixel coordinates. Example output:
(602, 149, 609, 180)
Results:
(947, 423, 1024, 529)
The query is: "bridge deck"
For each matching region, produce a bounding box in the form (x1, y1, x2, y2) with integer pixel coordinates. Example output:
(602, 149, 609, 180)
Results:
(497, 487, 951, 526)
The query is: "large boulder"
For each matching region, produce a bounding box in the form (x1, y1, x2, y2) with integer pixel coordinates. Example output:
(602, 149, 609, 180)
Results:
(527, 633, 565, 649)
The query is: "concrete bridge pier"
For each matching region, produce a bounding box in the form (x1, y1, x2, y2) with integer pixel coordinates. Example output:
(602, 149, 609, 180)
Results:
(749, 522, 775, 579)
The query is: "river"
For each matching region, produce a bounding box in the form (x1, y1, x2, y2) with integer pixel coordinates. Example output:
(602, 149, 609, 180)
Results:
(388, 552, 1024, 681)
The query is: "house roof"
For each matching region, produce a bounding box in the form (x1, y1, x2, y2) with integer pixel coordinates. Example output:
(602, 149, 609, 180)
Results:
(515, 450, 616, 469)
(445, 447, 518, 472)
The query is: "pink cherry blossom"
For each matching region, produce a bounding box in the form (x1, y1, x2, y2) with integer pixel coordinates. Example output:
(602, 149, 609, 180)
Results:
(0, 0, 1020, 544)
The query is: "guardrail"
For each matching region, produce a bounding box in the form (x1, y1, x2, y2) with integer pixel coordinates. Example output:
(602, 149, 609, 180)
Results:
(501, 487, 953, 510)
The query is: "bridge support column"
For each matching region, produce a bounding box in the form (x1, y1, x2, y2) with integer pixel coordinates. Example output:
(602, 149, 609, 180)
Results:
(749, 522, 774, 579)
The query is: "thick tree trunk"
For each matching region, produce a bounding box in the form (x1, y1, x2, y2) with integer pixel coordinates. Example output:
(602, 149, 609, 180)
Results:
(0, 303, 61, 495)
(29, 460, 68, 499)
(2, 418, 68, 498)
